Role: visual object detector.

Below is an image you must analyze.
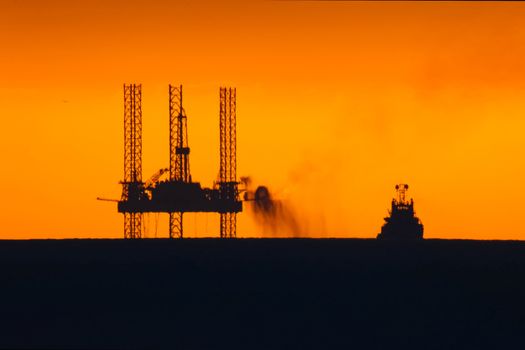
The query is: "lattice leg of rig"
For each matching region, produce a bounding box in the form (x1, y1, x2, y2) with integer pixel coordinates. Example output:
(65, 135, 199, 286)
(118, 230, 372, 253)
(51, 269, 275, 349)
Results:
(220, 212, 236, 238)
(169, 212, 183, 238)
(124, 212, 142, 239)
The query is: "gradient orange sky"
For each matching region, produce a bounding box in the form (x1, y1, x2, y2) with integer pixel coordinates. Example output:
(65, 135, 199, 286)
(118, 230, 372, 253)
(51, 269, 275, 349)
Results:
(1, 0, 525, 239)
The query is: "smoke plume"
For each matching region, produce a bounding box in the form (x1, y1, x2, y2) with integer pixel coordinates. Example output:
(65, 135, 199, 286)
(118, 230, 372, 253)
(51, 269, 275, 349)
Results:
(241, 177, 302, 237)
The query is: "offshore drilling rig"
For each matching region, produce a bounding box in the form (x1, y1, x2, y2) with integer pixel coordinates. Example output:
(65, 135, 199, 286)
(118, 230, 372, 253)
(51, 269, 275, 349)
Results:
(101, 84, 242, 239)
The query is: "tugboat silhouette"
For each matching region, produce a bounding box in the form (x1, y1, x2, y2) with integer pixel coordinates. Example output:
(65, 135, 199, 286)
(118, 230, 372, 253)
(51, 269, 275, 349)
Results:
(377, 184, 424, 240)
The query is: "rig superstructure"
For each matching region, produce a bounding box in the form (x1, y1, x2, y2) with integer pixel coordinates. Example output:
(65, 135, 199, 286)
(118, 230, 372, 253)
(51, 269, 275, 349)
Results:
(102, 84, 242, 239)
(377, 184, 424, 240)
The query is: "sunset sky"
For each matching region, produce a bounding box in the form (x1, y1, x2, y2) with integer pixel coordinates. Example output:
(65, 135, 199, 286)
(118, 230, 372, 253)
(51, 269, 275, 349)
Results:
(1, 0, 525, 239)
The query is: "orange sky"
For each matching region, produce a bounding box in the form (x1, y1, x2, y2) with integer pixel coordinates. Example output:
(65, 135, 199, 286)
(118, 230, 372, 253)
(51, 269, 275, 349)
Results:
(1, 0, 525, 239)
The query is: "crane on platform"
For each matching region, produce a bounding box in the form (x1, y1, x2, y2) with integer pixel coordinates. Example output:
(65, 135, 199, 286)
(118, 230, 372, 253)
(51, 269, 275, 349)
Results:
(144, 168, 169, 190)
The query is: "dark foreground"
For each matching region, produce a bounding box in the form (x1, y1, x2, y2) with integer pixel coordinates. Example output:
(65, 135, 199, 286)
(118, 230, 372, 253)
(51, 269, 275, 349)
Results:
(1, 238, 525, 349)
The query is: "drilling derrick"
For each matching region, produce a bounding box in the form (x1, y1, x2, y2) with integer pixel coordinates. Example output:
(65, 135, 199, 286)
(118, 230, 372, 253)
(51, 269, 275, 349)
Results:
(122, 84, 143, 239)
(168, 84, 191, 238)
(219, 87, 238, 238)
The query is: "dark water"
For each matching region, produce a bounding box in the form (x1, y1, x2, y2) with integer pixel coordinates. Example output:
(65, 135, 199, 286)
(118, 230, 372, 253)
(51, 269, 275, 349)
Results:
(0, 238, 524, 349)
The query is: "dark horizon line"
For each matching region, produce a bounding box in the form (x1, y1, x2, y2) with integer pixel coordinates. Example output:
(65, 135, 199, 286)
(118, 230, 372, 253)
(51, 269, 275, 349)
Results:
(0, 237, 524, 242)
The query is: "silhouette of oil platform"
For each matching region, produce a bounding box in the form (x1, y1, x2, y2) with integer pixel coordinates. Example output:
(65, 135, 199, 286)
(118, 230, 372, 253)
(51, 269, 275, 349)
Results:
(377, 184, 424, 240)
(99, 84, 242, 239)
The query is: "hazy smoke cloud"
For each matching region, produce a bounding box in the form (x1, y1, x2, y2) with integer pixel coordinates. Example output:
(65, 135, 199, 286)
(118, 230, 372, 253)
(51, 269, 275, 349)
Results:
(241, 177, 302, 237)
